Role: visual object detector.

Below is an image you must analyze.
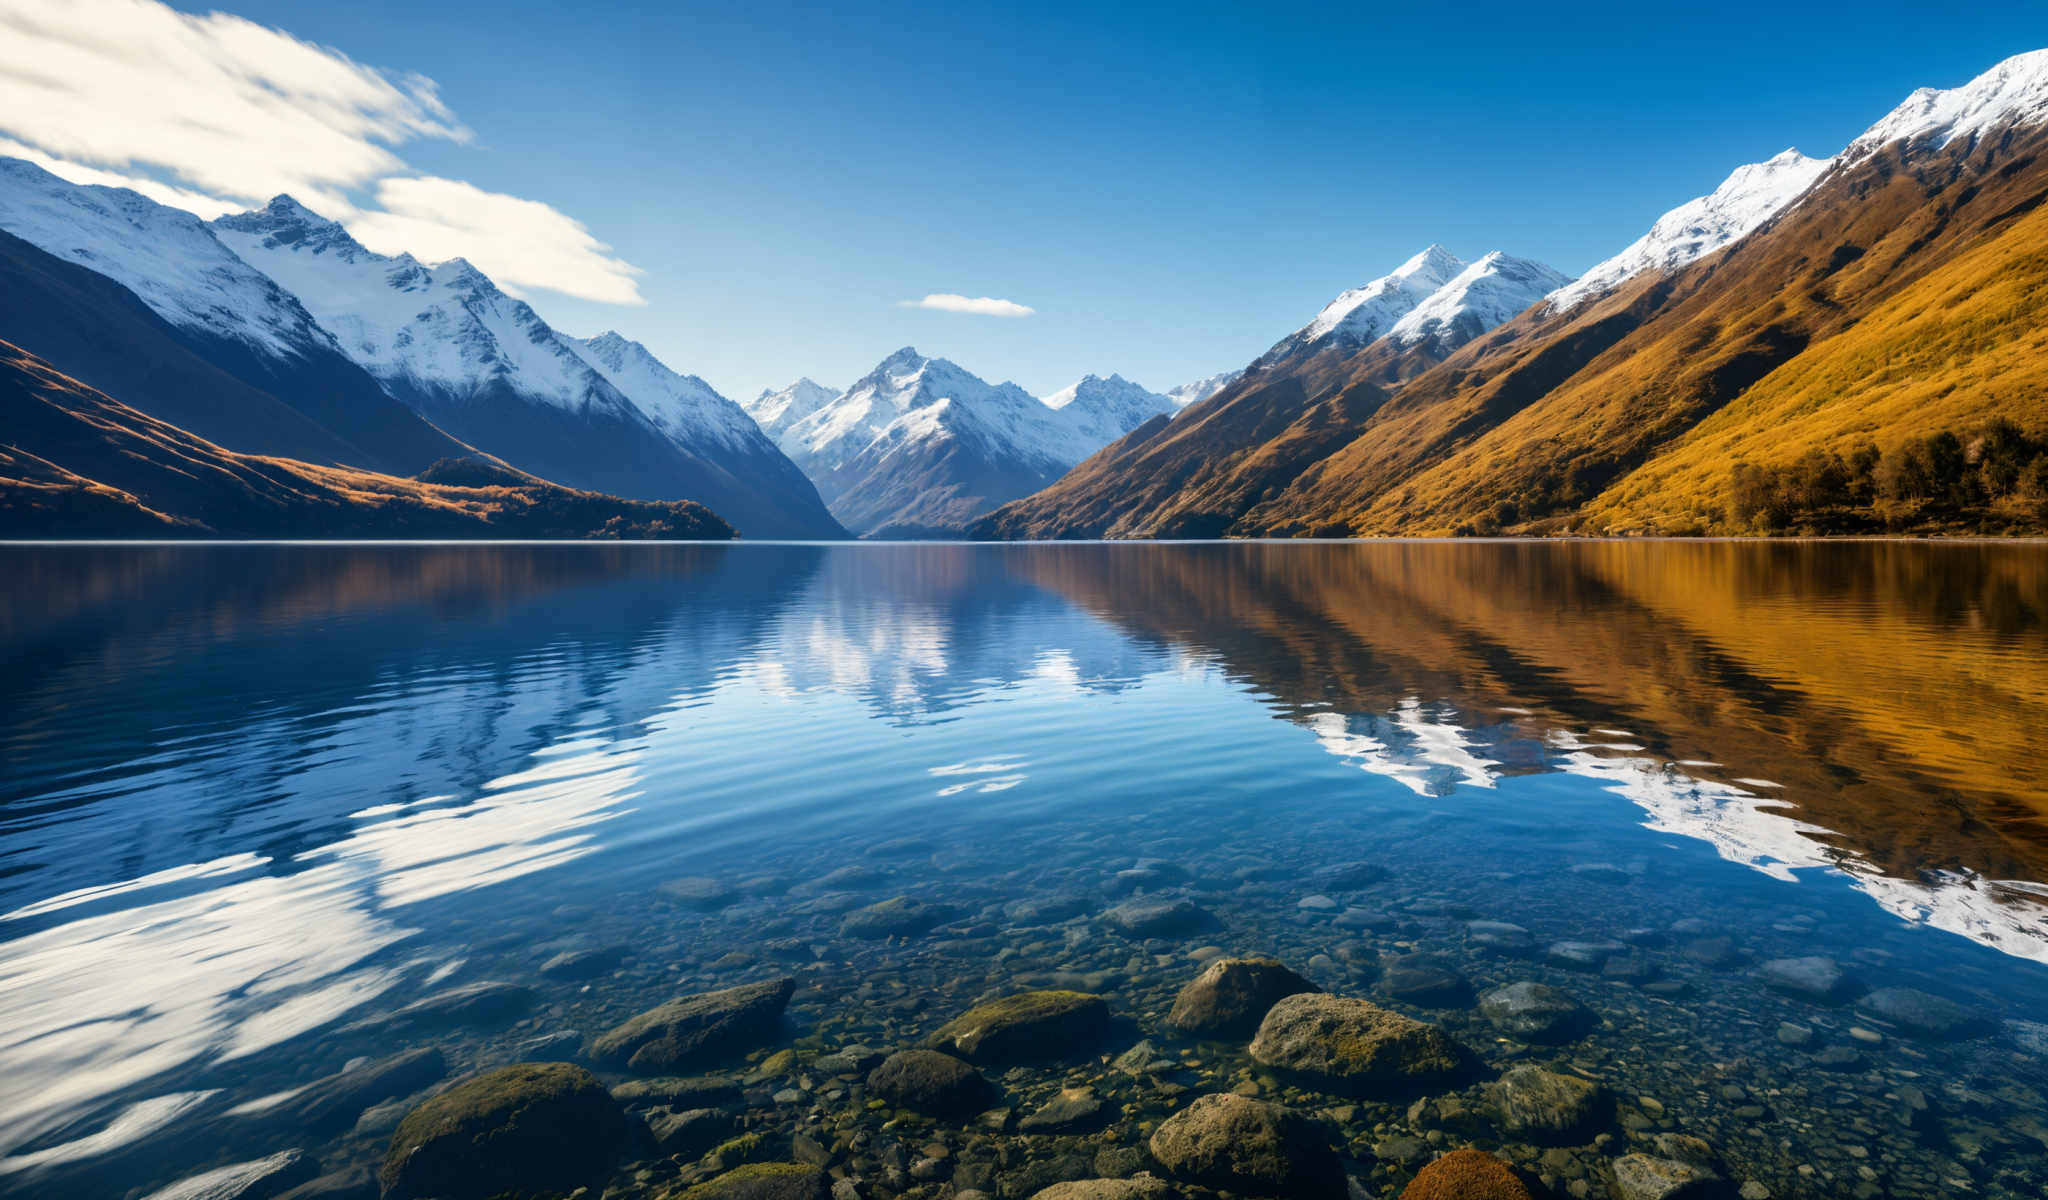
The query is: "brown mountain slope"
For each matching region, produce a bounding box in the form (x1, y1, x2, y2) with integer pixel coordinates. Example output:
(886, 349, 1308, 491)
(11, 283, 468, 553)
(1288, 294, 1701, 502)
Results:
(979, 124, 2048, 541)
(968, 300, 1483, 539)
(1276, 127, 2048, 536)
(0, 341, 734, 539)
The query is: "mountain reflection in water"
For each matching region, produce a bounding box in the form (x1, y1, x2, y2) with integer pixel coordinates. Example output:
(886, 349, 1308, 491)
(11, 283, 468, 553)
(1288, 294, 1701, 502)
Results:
(0, 540, 2043, 1193)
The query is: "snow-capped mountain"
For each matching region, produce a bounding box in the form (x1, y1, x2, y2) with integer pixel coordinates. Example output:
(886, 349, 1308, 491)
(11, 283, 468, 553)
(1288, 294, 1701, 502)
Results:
(1264, 245, 1467, 360)
(1845, 48, 2048, 162)
(745, 378, 840, 443)
(0, 157, 468, 473)
(1387, 252, 1571, 352)
(1166, 370, 1240, 411)
(1545, 149, 1831, 313)
(566, 331, 768, 456)
(1042, 373, 1177, 447)
(213, 196, 844, 537)
(777, 349, 1167, 536)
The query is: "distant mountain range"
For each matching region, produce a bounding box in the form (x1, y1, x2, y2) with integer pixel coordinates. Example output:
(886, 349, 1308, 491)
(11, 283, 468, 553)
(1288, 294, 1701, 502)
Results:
(974, 49, 2048, 539)
(745, 349, 1177, 536)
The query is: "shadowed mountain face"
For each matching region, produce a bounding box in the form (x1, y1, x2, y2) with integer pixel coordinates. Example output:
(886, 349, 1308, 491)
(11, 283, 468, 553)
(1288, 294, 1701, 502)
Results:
(0, 341, 735, 540)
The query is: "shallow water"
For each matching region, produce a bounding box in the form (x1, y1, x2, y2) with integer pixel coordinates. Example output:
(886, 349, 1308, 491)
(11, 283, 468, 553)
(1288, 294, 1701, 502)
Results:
(2, 541, 2046, 1199)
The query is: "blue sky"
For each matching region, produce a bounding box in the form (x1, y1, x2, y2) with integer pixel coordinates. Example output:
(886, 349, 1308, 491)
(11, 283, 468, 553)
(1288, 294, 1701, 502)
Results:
(17, 1, 2048, 399)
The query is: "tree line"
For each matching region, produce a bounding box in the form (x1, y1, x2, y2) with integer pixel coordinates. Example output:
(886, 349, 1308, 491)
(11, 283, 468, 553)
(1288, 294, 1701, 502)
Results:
(1725, 419, 2048, 534)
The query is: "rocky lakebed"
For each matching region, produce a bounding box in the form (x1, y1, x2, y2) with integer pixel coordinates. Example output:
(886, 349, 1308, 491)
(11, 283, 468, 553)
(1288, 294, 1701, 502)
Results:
(81, 822, 2048, 1200)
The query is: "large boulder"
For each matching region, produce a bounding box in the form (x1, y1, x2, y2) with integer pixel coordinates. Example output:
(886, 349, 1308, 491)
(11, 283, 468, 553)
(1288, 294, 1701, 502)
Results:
(1485, 1065, 1612, 1142)
(865, 1049, 993, 1116)
(1165, 957, 1319, 1038)
(1399, 1149, 1535, 1200)
(668, 1163, 830, 1200)
(1249, 993, 1471, 1094)
(925, 990, 1109, 1062)
(1477, 982, 1593, 1043)
(1147, 1093, 1345, 1198)
(141, 1151, 319, 1200)
(379, 1063, 626, 1200)
(589, 978, 794, 1072)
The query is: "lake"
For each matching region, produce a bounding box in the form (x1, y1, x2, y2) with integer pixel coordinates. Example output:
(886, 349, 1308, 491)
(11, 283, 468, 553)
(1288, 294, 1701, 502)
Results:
(2, 541, 2045, 1200)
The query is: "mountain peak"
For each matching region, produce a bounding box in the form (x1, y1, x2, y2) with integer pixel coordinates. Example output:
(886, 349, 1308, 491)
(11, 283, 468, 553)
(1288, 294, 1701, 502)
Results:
(1848, 47, 2048, 162)
(1545, 146, 1832, 312)
(1275, 245, 1468, 356)
(214, 194, 363, 258)
(1386, 251, 1570, 350)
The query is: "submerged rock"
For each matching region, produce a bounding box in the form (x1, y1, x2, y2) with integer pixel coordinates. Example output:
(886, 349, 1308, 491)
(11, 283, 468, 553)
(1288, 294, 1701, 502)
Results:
(589, 978, 794, 1073)
(1546, 940, 1625, 971)
(1019, 1087, 1108, 1133)
(1147, 1093, 1345, 1198)
(839, 896, 957, 938)
(925, 990, 1109, 1062)
(141, 1150, 318, 1200)
(379, 1063, 625, 1200)
(1855, 987, 1989, 1039)
(611, 1076, 744, 1107)
(1399, 1149, 1535, 1200)
(646, 1107, 737, 1158)
(268, 1048, 446, 1135)
(376, 981, 533, 1030)
(540, 946, 625, 980)
(672, 1163, 830, 1200)
(1611, 1153, 1720, 1200)
(1028, 1182, 1182, 1200)
(1486, 1065, 1612, 1142)
(1379, 956, 1474, 1008)
(1466, 921, 1535, 953)
(1249, 993, 1471, 1094)
(1757, 956, 1859, 1002)
(1165, 956, 1319, 1038)
(659, 876, 739, 909)
(865, 1049, 992, 1116)
(1478, 982, 1593, 1043)
(1105, 896, 1217, 938)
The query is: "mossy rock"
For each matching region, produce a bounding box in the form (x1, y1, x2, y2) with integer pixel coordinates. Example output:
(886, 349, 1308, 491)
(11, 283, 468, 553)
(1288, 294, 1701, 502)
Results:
(1147, 1092, 1344, 1198)
(588, 977, 794, 1073)
(669, 1162, 829, 1200)
(379, 1062, 625, 1200)
(1249, 993, 1473, 1095)
(865, 1049, 992, 1116)
(1165, 956, 1319, 1038)
(925, 990, 1109, 1062)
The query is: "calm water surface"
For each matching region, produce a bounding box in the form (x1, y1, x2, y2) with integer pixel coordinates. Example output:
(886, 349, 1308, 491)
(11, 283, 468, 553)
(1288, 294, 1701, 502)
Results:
(2, 542, 2046, 1199)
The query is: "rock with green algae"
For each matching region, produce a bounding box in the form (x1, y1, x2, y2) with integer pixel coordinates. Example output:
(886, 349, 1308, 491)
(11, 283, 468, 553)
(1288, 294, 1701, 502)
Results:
(924, 990, 1109, 1062)
(839, 896, 957, 937)
(667, 1163, 829, 1200)
(865, 1048, 993, 1115)
(1146, 1092, 1345, 1198)
(588, 977, 794, 1073)
(1485, 1065, 1613, 1142)
(1399, 1149, 1535, 1200)
(378, 1062, 625, 1200)
(1165, 956, 1319, 1038)
(1248, 993, 1472, 1094)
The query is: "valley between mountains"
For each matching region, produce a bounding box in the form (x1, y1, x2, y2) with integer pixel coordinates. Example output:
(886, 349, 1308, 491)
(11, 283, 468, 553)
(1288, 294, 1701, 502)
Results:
(5, 49, 2048, 540)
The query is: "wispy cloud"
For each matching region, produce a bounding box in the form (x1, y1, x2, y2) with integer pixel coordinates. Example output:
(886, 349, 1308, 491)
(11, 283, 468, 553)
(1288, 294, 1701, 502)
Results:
(0, 0, 641, 304)
(899, 293, 1037, 318)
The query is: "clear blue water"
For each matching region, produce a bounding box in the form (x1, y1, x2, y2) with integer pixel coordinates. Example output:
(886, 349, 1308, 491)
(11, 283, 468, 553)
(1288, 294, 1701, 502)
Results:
(2, 542, 2045, 1199)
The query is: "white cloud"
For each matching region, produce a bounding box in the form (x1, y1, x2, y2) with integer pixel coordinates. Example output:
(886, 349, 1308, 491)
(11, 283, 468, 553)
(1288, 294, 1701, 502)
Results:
(899, 293, 1037, 318)
(350, 177, 645, 306)
(0, 0, 641, 304)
